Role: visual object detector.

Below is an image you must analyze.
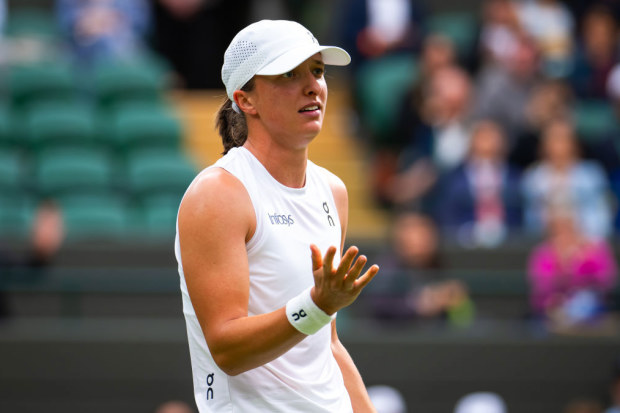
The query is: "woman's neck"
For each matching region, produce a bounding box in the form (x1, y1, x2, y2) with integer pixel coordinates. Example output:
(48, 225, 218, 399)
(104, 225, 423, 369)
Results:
(243, 138, 308, 188)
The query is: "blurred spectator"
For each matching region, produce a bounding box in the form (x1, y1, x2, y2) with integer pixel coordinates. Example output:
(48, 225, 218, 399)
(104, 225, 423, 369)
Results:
(363, 211, 474, 325)
(371, 34, 456, 207)
(56, 0, 151, 66)
(154, 400, 194, 413)
(385, 65, 474, 209)
(150, 0, 250, 89)
(527, 206, 617, 325)
(605, 357, 620, 413)
(338, 0, 426, 74)
(569, 5, 619, 100)
(515, 0, 574, 78)
(565, 399, 604, 413)
(439, 120, 522, 247)
(478, 0, 522, 68)
(473, 35, 542, 148)
(521, 118, 613, 239)
(0, 201, 65, 318)
(510, 79, 573, 168)
(367, 385, 407, 413)
(454, 392, 508, 413)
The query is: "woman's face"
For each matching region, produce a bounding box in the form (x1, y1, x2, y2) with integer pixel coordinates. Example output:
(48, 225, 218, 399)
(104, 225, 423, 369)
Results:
(542, 121, 578, 164)
(246, 53, 328, 150)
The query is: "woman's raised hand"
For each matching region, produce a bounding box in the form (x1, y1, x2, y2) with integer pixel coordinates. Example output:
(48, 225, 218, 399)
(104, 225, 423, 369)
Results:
(309, 244, 379, 315)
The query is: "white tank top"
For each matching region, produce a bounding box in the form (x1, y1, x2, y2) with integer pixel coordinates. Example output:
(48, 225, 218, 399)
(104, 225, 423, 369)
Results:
(174, 147, 353, 413)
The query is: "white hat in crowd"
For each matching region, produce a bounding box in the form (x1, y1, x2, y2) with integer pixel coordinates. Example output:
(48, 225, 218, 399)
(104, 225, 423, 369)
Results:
(454, 392, 508, 413)
(367, 385, 407, 413)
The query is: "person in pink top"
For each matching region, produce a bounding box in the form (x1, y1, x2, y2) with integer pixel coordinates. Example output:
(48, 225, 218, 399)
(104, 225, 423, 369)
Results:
(527, 206, 617, 324)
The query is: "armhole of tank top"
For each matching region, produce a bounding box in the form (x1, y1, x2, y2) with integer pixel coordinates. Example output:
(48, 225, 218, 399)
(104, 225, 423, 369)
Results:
(207, 165, 266, 255)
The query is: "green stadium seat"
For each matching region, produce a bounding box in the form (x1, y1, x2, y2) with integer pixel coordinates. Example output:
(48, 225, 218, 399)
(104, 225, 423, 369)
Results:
(59, 193, 129, 240)
(9, 61, 78, 109)
(25, 103, 98, 152)
(141, 193, 183, 237)
(0, 149, 26, 192)
(356, 54, 418, 143)
(109, 103, 183, 153)
(573, 99, 618, 140)
(127, 149, 196, 198)
(0, 192, 35, 238)
(5, 8, 60, 41)
(0, 105, 15, 149)
(34, 147, 115, 197)
(428, 11, 478, 59)
(93, 57, 167, 109)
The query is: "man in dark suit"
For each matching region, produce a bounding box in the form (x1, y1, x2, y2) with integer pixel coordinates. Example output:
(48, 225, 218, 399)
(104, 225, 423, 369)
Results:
(439, 120, 522, 247)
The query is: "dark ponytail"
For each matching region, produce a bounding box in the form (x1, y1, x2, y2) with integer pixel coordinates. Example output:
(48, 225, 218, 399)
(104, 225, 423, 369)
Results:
(216, 79, 254, 155)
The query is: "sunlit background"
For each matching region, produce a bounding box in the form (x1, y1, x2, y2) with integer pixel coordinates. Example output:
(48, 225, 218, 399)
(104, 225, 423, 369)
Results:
(1, 0, 620, 412)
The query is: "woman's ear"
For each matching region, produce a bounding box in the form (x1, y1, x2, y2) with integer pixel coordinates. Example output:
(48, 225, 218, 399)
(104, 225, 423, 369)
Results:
(233, 90, 257, 115)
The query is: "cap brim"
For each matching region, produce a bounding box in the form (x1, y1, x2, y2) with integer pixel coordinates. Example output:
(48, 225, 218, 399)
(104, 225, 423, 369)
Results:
(256, 45, 351, 76)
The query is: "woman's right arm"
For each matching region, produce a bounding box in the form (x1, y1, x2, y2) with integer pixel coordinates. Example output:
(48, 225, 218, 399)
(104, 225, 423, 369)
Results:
(177, 168, 377, 376)
(178, 168, 307, 376)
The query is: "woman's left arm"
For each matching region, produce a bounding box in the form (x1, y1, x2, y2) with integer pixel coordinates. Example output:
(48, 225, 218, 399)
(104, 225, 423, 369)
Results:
(328, 172, 377, 412)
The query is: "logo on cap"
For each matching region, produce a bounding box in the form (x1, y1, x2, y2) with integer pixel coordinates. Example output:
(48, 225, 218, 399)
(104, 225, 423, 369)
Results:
(306, 30, 319, 45)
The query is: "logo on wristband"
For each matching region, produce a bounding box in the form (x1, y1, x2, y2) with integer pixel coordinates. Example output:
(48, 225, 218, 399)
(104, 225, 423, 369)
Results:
(292, 309, 307, 321)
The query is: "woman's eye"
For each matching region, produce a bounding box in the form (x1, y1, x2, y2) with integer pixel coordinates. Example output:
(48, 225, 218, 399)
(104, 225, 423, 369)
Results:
(313, 67, 325, 76)
(282, 71, 295, 78)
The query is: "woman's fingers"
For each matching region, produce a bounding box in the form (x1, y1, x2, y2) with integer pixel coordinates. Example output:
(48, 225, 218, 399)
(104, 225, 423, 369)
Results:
(354, 264, 380, 289)
(343, 254, 368, 289)
(322, 245, 338, 275)
(310, 244, 323, 272)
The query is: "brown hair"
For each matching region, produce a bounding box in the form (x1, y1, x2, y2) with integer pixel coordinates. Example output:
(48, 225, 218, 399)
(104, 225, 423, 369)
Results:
(216, 79, 255, 155)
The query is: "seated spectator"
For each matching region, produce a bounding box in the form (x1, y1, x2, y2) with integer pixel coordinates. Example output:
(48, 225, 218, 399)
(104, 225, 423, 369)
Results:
(338, 0, 426, 75)
(569, 5, 618, 100)
(454, 392, 508, 413)
(516, 0, 574, 78)
(473, 35, 542, 149)
(362, 211, 474, 325)
(56, 0, 151, 66)
(439, 120, 522, 247)
(385, 65, 474, 210)
(511, 78, 573, 168)
(478, 0, 523, 68)
(371, 34, 456, 207)
(522, 118, 613, 239)
(0, 200, 64, 318)
(527, 206, 617, 325)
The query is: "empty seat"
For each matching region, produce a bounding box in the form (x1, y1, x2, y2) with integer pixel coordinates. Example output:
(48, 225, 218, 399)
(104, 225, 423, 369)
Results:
(0, 149, 26, 193)
(5, 8, 60, 41)
(93, 57, 167, 109)
(109, 103, 183, 153)
(573, 99, 618, 140)
(428, 11, 478, 59)
(127, 149, 196, 198)
(25, 103, 98, 152)
(59, 193, 129, 240)
(9, 61, 78, 109)
(34, 147, 114, 197)
(0, 192, 35, 238)
(356, 54, 418, 143)
(141, 193, 183, 238)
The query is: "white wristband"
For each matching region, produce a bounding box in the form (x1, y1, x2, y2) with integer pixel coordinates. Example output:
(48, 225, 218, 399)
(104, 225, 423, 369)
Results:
(286, 287, 336, 335)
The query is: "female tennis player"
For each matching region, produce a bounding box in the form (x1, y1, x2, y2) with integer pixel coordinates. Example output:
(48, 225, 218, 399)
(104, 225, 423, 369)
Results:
(175, 20, 380, 412)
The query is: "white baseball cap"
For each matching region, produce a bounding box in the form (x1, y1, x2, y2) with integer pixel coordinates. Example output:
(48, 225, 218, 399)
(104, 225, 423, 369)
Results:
(222, 20, 351, 112)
